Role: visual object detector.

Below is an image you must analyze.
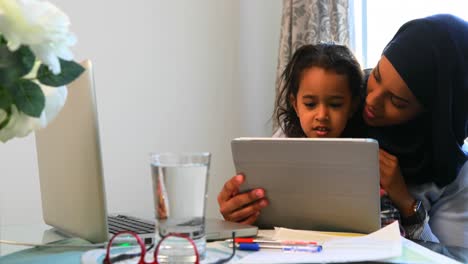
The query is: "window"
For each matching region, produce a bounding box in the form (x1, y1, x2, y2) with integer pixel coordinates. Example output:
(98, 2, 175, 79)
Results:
(352, 0, 468, 68)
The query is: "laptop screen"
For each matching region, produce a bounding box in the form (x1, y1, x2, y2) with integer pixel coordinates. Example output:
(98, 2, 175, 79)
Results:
(35, 60, 110, 243)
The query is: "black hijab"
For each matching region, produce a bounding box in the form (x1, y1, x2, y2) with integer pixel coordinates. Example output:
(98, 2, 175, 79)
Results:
(368, 14, 468, 187)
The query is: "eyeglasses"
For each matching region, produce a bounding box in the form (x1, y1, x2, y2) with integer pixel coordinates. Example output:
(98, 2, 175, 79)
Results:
(104, 231, 237, 264)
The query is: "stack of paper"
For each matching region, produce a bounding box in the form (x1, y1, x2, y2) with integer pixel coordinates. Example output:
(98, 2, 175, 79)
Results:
(239, 222, 402, 263)
(238, 221, 462, 264)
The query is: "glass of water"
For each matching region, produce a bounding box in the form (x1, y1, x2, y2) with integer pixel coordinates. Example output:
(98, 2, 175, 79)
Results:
(150, 152, 211, 262)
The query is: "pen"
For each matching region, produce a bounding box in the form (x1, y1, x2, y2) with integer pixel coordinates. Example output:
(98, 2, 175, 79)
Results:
(230, 243, 323, 253)
(226, 238, 317, 245)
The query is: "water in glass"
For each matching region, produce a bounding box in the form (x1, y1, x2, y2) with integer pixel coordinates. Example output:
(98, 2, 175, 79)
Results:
(151, 153, 210, 262)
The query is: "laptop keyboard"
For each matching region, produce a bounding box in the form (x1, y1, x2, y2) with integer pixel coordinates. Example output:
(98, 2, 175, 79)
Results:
(108, 215, 155, 235)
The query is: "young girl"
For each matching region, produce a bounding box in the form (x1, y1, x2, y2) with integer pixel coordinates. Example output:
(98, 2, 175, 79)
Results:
(219, 43, 403, 233)
(274, 43, 362, 139)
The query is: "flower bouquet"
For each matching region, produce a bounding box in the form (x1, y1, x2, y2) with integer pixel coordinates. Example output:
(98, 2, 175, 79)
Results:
(0, 0, 84, 142)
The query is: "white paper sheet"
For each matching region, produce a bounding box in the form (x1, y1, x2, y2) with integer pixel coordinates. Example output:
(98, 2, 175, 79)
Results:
(238, 221, 402, 263)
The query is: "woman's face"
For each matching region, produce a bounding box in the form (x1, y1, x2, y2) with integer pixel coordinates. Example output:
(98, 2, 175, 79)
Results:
(364, 55, 424, 126)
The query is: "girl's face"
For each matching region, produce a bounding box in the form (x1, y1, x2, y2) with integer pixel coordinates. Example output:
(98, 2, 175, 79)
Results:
(291, 67, 356, 138)
(364, 55, 424, 126)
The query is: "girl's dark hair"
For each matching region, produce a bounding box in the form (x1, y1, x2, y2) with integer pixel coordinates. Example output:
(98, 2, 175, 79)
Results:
(275, 43, 363, 137)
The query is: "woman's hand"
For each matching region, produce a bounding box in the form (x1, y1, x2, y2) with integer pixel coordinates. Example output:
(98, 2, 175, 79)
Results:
(379, 149, 415, 217)
(217, 174, 268, 224)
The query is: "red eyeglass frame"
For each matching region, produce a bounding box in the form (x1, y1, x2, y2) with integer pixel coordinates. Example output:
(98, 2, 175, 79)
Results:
(104, 231, 200, 264)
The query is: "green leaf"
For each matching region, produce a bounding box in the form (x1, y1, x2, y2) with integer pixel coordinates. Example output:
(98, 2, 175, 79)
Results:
(37, 59, 85, 87)
(0, 44, 35, 85)
(18, 46, 35, 73)
(10, 79, 45, 117)
(0, 84, 12, 110)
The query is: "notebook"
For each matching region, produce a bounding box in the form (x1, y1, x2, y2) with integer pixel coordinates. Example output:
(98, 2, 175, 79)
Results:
(35, 60, 257, 244)
(231, 137, 381, 234)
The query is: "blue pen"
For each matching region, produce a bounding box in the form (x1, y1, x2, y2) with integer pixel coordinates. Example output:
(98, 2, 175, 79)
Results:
(234, 243, 322, 253)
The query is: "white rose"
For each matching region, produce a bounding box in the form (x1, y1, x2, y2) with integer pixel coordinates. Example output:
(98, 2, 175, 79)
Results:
(0, 84, 67, 142)
(0, 0, 76, 74)
(0, 105, 39, 142)
(38, 84, 67, 127)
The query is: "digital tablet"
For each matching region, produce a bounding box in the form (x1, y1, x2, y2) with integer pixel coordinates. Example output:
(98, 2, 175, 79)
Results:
(231, 137, 381, 234)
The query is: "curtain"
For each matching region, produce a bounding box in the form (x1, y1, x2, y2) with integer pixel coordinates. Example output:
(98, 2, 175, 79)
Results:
(274, 0, 350, 130)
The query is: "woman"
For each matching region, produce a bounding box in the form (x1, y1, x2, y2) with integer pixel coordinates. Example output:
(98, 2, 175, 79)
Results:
(218, 14, 468, 248)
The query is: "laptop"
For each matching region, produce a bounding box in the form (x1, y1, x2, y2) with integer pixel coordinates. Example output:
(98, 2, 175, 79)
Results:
(231, 137, 381, 234)
(35, 60, 257, 244)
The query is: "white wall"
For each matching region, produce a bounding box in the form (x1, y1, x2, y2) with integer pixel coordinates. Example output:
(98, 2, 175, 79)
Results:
(239, 1, 281, 136)
(0, 1, 281, 226)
